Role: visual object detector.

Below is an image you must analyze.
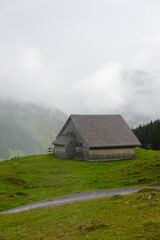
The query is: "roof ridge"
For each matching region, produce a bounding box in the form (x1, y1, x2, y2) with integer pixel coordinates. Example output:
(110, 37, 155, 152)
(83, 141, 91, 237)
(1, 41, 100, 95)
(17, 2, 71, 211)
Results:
(71, 114, 121, 116)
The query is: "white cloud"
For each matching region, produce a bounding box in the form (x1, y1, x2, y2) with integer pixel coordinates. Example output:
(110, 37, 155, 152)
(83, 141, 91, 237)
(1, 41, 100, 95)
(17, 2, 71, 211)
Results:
(72, 63, 125, 113)
(0, 0, 160, 124)
(0, 45, 160, 124)
(0, 45, 65, 108)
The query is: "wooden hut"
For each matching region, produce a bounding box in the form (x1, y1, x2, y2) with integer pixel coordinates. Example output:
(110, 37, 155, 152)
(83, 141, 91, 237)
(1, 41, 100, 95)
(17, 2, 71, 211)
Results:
(52, 115, 141, 161)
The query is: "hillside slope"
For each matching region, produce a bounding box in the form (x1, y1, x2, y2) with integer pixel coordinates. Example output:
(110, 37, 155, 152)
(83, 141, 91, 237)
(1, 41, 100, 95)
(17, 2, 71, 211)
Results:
(0, 99, 67, 159)
(1, 188, 160, 240)
(0, 148, 160, 211)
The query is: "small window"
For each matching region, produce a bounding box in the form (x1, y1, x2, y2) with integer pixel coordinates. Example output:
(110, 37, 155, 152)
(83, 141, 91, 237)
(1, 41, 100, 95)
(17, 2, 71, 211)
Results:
(80, 143, 82, 146)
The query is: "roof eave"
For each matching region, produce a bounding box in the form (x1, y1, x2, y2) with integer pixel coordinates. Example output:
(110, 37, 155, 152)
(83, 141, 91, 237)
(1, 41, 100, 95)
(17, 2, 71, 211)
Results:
(53, 143, 65, 146)
(56, 116, 72, 138)
(71, 115, 89, 148)
(89, 144, 141, 149)
(52, 138, 72, 147)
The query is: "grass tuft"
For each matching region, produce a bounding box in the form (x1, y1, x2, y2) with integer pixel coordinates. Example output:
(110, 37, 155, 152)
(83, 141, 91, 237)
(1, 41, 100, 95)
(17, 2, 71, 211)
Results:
(78, 219, 110, 232)
(5, 177, 26, 185)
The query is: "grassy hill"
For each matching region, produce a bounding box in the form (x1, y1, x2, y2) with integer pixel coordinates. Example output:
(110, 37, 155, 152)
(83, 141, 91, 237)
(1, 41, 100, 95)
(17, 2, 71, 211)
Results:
(0, 99, 67, 159)
(1, 148, 160, 239)
(0, 148, 160, 211)
(0, 188, 160, 239)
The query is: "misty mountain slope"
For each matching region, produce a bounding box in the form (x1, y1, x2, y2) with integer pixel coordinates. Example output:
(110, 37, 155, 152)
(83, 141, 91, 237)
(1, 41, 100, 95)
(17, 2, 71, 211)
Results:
(0, 100, 67, 159)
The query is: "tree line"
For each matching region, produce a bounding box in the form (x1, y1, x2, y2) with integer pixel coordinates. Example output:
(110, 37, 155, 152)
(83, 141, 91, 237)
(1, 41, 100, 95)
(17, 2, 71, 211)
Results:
(133, 119, 160, 150)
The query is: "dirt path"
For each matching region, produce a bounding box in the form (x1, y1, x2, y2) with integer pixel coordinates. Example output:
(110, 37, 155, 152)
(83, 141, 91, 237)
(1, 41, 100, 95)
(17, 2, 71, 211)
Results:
(1, 186, 160, 214)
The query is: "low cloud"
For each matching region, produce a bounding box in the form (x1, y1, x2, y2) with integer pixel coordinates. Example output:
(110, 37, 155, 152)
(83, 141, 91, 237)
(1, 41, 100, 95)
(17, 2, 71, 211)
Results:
(1, 0, 160, 125)
(72, 63, 125, 113)
(0, 47, 160, 126)
(70, 64, 160, 124)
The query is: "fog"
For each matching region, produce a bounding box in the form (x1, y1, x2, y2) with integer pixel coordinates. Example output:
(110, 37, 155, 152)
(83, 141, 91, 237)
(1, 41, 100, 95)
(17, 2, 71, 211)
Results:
(1, 0, 160, 124)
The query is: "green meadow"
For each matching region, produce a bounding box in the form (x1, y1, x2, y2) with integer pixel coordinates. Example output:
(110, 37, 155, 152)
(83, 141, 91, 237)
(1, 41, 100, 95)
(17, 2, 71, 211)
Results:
(0, 188, 160, 240)
(0, 148, 160, 211)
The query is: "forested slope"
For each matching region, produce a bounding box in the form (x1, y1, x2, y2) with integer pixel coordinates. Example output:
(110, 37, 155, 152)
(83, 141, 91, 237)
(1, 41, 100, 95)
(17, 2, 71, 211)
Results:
(0, 99, 67, 159)
(133, 119, 160, 149)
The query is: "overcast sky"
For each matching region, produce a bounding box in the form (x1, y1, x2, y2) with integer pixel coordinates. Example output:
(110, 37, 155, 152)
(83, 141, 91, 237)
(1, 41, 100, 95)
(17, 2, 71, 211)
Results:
(0, 0, 160, 123)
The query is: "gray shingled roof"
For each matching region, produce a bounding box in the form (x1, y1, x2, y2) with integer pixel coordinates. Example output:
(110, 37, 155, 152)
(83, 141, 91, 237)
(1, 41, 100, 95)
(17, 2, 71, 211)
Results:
(53, 134, 73, 146)
(71, 115, 141, 148)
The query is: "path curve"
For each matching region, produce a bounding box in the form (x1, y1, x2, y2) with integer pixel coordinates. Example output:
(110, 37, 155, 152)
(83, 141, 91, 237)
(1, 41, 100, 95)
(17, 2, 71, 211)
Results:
(1, 186, 160, 214)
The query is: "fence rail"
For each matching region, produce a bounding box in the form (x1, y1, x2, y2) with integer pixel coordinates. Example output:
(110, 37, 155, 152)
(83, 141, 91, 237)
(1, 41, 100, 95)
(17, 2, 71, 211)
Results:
(48, 148, 54, 154)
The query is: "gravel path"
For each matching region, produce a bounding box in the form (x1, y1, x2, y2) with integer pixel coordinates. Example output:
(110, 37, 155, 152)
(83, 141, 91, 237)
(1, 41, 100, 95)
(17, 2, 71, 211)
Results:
(1, 186, 160, 214)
